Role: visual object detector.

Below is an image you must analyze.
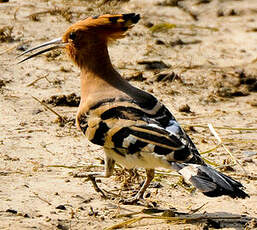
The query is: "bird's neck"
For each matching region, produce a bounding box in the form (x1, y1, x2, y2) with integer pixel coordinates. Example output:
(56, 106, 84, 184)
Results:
(78, 45, 128, 98)
(78, 43, 156, 109)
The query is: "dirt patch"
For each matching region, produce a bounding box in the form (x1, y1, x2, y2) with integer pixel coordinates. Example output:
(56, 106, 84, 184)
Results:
(215, 70, 257, 98)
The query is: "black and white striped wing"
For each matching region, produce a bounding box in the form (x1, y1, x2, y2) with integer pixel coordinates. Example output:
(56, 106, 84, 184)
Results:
(105, 119, 203, 164)
(78, 98, 204, 164)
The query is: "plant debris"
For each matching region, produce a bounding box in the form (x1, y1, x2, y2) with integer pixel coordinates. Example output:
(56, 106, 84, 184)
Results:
(245, 218, 257, 230)
(105, 213, 251, 230)
(0, 79, 11, 88)
(217, 87, 249, 97)
(157, 0, 181, 7)
(0, 26, 13, 42)
(150, 23, 218, 33)
(0, 79, 6, 88)
(126, 72, 146, 81)
(28, 7, 73, 22)
(137, 60, 169, 70)
(169, 38, 201, 47)
(43, 93, 80, 107)
(215, 70, 257, 98)
(238, 70, 257, 92)
(154, 71, 180, 82)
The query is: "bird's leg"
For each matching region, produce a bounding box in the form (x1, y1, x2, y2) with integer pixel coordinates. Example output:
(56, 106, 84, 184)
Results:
(104, 155, 116, 177)
(85, 155, 115, 198)
(135, 168, 155, 199)
(121, 168, 155, 205)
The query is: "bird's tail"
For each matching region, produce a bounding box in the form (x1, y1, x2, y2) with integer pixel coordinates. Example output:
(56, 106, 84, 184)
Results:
(170, 162, 249, 199)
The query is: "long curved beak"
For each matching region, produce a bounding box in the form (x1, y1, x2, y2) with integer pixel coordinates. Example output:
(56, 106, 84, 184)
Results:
(17, 37, 66, 63)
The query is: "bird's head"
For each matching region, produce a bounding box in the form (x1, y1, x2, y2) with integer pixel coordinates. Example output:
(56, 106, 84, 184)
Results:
(18, 13, 140, 67)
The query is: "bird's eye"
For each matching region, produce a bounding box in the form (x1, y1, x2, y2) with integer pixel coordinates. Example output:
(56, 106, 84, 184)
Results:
(69, 32, 76, 40)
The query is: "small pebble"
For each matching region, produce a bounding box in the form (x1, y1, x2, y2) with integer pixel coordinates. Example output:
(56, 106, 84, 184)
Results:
(23, 213, 30, 218)
(179, 104, 191, 113)
(56, 223, 68, 230)
(56, 205, 66, 210)
(155, 39, 165, 45)
(6, 209, 17, 214)
(145, 192, 151, 198)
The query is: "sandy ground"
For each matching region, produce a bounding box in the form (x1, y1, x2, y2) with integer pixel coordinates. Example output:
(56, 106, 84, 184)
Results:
(0, 0, 257, 229)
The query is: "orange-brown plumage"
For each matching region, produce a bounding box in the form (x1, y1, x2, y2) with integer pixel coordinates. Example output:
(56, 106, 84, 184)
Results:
(60, 14, 143, 121)
(63, 14, 140, 68)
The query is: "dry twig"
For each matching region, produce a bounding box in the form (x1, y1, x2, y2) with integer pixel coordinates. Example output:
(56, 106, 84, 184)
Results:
(31, 95, 66, 122)
(32, 192, 52, 205)
(105, 213, 248, 230)
(208, 123, 247, 174)
(27, 74, 49, 87)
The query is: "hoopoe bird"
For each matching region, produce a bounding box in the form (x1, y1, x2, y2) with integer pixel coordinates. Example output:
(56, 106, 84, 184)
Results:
(18, 13, 249, 203)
